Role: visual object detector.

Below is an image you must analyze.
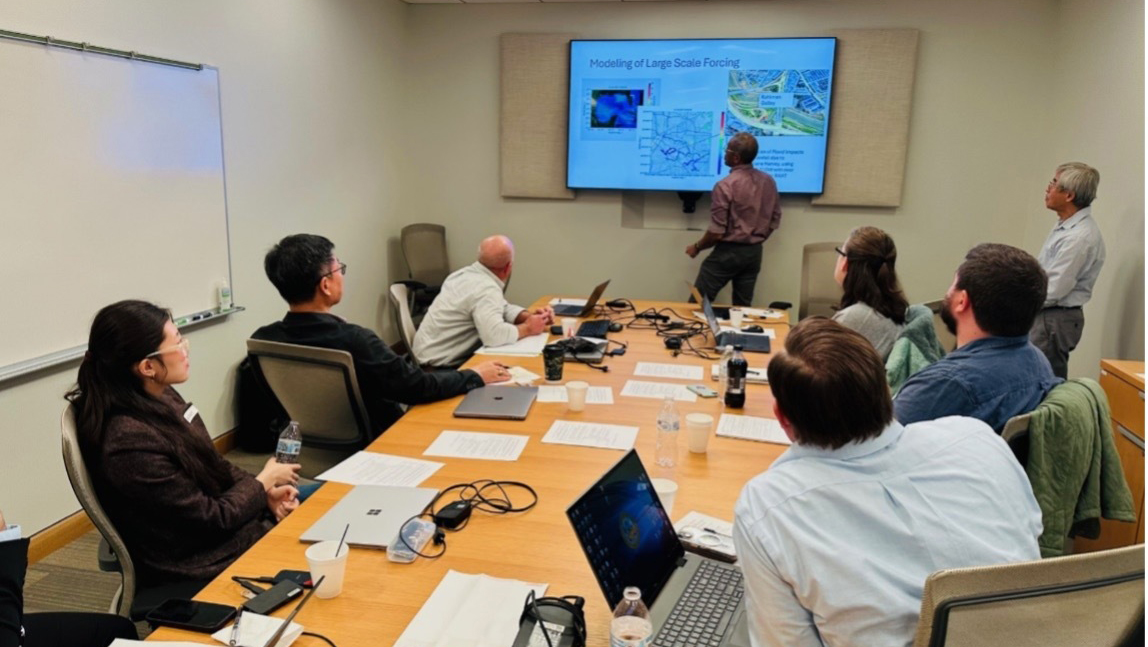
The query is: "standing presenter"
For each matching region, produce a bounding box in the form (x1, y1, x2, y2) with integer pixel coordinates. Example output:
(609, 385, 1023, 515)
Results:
(686, 131, 781, 306)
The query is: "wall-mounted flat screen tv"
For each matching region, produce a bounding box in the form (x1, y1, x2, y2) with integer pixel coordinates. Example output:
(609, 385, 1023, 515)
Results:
(567, 38, 837, 193)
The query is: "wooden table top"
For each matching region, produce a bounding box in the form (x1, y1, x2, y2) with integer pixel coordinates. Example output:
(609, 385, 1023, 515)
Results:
(150, 299, 791, 646)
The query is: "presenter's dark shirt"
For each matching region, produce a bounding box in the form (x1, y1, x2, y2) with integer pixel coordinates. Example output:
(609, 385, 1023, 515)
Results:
(893, 335, 1062, 433)
(0, 538, 27, 647)
(252, 312, 483, 434)
(709, 164, 782, 244)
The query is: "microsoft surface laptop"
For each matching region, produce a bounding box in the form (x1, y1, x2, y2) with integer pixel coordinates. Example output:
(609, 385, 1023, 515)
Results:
(553, 280, 611, 317)
(702, 296, 771, 354)
(453, 386, 538, 420)
(299, 484, 437, 549)
(566, 450, 750, 647)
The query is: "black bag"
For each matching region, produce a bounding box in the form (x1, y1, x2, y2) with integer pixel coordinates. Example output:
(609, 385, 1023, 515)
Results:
(235, 356, 288, 453)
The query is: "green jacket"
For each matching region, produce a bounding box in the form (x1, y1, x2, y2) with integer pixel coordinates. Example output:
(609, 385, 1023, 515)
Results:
(885, 305, 946, 395)
(1025, 378, 1136, 557)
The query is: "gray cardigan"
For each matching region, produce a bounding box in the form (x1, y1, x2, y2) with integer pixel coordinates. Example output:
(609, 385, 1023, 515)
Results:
(832, 303, 905, 359)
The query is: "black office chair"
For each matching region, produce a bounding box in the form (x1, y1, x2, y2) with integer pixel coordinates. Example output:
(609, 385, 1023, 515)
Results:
(399, 223, 450, 321)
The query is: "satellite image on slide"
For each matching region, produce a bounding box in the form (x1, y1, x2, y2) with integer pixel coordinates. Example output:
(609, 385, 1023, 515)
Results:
(590, 89, 644, 128)
(726, 69, 830, 137)
(640, 109, 714, 177)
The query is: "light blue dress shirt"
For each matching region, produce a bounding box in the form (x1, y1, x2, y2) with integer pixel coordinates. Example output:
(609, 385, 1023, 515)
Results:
(1037, 206, 1105, 308)
(0, 524, 21, 543)
(733, 418, 1042, 647)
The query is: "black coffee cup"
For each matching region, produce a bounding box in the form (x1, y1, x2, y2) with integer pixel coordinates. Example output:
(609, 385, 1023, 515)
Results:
(542, 344, 564, 382)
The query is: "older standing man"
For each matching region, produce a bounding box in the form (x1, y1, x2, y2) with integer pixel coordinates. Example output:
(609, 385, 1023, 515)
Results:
(1030, 162, 1105, 378)
(686, 131, 782, 306)
(414, 234, 554, 368)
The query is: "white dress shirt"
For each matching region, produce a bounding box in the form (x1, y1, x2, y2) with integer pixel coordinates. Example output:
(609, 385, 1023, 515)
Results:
(413, 262, 527, 367)
(733, 417, 1042, 647)
(1037, 206, 1106, 307)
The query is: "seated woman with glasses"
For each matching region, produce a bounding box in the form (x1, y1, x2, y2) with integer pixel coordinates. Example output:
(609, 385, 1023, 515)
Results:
(65, 300, 301, 587)
(832, 226, 910, 359)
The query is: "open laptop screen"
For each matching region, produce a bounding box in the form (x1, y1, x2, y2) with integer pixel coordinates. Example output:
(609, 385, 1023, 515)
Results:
(566, 450, 685, 609)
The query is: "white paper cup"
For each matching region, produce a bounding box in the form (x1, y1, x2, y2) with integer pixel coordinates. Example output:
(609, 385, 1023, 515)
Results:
(561, 317, 578, 338)
(305, 540, 349, 599)
(651, 478, 679, 518)
(685, 412, 714, 454)
(729, 308, 745, 329)
(566, 380, 589, 412)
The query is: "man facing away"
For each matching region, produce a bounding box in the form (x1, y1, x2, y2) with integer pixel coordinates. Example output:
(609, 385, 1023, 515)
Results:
(1031, 162, 1105, 378)
(413, 234, 554, 368)
(734, 317, 1042, 647)
(685, 131, 782, 306)
(252, 234, 508, 438)
(894, 243, 1062, 433)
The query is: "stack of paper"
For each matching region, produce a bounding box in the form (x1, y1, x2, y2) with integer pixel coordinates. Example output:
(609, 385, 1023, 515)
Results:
(211, 612, 304, 647)
(396, 570, 547, 647)
(473, 332, 549, 357)
(716, 414, 790, 445)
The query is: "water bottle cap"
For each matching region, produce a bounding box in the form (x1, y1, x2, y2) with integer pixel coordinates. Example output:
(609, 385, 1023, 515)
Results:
(733, 344, 743, 351)
(623, 586, 642, 600)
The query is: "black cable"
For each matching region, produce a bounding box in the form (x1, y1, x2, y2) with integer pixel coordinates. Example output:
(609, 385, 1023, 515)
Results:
(301, 631, 338, 646)
(397, 479, 539, 559)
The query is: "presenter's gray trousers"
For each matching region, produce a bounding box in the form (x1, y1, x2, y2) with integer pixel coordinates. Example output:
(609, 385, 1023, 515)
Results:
(693, 242, 763, 307)
(1030, 307, 1084, 379)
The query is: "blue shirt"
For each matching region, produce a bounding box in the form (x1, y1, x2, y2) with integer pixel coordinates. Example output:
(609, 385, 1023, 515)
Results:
(733, 419, 1042, 647)
(893, 335, 1061, 432)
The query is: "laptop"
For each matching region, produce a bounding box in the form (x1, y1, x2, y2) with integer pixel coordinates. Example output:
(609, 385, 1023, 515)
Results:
(453, 386, 538, 420)
(566, 450, 750, 647)
(685, 281, 730, 320)
(560, 336, 607, 363)
(553, 280, 611, 317)
(299, 484, 437, 548)
(702, 296, 771, 354)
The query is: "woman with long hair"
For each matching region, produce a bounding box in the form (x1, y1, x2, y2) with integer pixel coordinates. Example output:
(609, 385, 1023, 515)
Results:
(65, 300, 299, 585)
(832, 226, 910, 359)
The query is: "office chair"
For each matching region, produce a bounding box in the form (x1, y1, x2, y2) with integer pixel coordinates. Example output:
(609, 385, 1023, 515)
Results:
(60, 406, 204, 619)
(798, 241, 842, 320)
(923, 299, 957, 352)
(389, 282, 420, 362)
(913, 544, 1144, 647)
(245, 339, 373, 477)
(1001, 412, 1032, 467)
(399, 223, 450, 320)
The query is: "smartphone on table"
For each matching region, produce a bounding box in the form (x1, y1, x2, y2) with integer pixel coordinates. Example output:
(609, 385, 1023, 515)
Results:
(145, 598, 236, 632)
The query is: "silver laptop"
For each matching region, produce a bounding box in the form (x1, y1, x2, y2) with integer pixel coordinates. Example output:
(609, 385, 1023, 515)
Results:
(453, 386, 538, 420)
(566, 450, 750, 647)
(702, 296, 771, 354)
(299, 484, 437, 549)
(553, 280, 611, 317)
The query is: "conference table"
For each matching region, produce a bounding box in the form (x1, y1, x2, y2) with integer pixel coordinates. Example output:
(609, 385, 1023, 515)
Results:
(150, 299, 791, 646)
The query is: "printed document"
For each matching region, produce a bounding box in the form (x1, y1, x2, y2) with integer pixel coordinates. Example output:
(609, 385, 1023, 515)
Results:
(620, 380, 698, 402)
(536, 385, 614, 404)
(473, 332, 548, 357)
(210, 612, 303, 647)
(315, 451, 444, 486)
(634, 362, 704, 381)
(716, 414, 791, 445)
(396, 570, 547, 647)
(423, 431, 529, 461)
(542, 420, 639, 451)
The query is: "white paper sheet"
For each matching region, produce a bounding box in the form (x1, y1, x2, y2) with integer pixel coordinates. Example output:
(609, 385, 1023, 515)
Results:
(536, 385, 614, 404)
(620, 380, 698, 402)
(716, 414, 791, 445)
(315, 451, 444, 486)
(718, 325, 776, 338)
(541, 420, 639, 451)
(741, 307, 786, 320)
(473, 333, 549, 357)
(395, 570, 547, 647)
(633, 362, 704, 381)
(423, 431, 529, 461)
(710, 364, 768, 384)
(548, 297, 587, 307)
(210, 611, 303, 647)
(674, 510, 737, 561)
(505, 366, 541, 385)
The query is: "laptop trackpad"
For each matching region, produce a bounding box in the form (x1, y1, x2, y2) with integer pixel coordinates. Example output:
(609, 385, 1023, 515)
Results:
(723, 608, 751, 647)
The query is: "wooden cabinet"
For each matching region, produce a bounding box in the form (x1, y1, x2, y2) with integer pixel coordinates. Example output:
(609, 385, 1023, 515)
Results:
(1074, 360, 1144, 552)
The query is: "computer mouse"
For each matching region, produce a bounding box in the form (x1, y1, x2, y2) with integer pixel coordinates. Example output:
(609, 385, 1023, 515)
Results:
(608, 322, 624, 333)
(742, 325, 765, 333)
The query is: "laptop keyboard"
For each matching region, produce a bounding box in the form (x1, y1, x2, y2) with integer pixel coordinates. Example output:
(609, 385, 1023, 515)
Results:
(576, 319, 610, 338)
(652, 560, 744, 647)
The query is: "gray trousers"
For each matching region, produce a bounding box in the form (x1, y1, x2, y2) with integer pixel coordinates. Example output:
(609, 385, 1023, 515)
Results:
(693, 242, 763, 306)
(1030, 307, 1084, 379)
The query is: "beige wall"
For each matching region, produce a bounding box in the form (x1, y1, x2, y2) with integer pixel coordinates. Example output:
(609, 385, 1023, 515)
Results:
(0, 0, 409, 533)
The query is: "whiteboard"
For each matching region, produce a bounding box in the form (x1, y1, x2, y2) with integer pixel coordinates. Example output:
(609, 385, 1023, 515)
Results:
(0, 38, 230, 371)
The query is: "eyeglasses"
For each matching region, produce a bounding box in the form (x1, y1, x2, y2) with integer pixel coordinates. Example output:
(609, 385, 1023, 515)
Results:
(146, 338, 189, 358)
(835, 246, 848, 257)
(323, 262, 347, 278)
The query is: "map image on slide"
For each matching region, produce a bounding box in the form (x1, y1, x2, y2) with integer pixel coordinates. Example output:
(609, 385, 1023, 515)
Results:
(591, 89, 644, 128)
(639, 109, 715, 177)
(726, 69, 830, 137)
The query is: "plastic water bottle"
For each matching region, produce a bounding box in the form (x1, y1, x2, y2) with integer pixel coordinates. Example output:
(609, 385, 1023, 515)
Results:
(725, 346, 747, 409)
(655, 396, 680, 468)
(610, 587, 653, 647)
(275, 420, 302, 464)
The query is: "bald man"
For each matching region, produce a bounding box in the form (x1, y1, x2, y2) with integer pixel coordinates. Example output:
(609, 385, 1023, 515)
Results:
(413, 235, 554, 368)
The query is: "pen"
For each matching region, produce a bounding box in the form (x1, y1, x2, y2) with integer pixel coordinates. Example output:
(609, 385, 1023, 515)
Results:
(703, 527, 732, 537)
(229, 607, 242, 647)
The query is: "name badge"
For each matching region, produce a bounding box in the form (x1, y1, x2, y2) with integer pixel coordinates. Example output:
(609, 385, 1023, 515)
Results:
(184, 404, 200, 423)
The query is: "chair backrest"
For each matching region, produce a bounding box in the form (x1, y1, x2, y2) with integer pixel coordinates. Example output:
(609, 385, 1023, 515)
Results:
(60, 405, 135, 617)
(245, 339, 371, 450)
(923, 299, 957, 352)
(1001, 412, 1032, 466)
(913, 544, 1144, 647)
(389, 282, 419, 362)
(400, 223, 449, 287)
(799, 241, 842, 320)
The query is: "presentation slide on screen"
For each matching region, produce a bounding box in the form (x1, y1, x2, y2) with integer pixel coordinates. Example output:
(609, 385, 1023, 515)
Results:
(567, 38, 837, 193)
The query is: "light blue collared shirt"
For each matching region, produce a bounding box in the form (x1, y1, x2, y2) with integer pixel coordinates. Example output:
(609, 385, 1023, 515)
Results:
(733, 418, 1042, 647)
(1037, 206, 1105, 308)
(0, 524, 21, 542)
